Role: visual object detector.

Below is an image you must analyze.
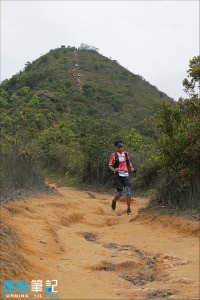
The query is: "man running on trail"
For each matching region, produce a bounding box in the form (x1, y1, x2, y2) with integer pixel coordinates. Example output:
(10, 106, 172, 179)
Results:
(109, 140, 135, 215)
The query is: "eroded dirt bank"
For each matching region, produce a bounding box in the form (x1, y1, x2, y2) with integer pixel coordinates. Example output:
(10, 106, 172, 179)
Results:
(1, 187, 199, 299)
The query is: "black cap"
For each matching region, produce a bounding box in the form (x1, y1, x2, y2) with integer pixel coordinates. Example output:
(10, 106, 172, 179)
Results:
(114, 140, 123, 147)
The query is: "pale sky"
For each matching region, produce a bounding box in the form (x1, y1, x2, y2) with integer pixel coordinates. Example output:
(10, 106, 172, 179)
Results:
(1, 1, 199, 101)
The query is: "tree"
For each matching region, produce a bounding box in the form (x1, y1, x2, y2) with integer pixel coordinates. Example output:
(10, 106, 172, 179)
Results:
(27, 95, 39, 107)
(150, 56, 200, 209)
(69, 115, 125, 184)
(182, 56, 200, 96)
(126, 128, 142, 150)
(78, 43, 99, 52)
(0, 97, 9, 109)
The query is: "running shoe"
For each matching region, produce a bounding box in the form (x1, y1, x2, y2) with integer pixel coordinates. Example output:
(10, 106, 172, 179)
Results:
(127, 208, 133, 215)
(111, 199, 116, 211)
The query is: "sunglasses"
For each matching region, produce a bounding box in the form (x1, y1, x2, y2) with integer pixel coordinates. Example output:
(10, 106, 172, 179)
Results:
(117, 145, 123, 148)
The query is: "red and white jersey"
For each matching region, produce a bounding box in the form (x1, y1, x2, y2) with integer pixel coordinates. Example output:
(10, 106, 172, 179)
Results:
(109, 151, 129, 173)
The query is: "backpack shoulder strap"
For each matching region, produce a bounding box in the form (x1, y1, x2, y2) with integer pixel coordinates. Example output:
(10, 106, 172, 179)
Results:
(124, 152, 130, 166)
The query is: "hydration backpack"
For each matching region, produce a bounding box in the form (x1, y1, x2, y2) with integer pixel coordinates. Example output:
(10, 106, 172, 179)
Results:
(113, 152, 130, 168)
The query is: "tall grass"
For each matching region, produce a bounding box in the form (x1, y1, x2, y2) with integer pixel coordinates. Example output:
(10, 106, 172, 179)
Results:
(155, 172, 200, 210)
(0, 148, 45, 197)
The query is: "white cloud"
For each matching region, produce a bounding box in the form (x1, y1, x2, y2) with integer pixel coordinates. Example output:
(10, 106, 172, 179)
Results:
(1, 1, 199, 101)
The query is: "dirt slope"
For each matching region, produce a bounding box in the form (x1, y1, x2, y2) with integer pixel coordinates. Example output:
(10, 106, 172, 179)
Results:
(1, 186, 199, 299)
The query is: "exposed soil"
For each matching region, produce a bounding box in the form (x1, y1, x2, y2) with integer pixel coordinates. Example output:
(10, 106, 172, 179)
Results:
(0, 184, 199, 299)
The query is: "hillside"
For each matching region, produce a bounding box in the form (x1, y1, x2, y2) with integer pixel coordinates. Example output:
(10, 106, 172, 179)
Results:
(1, 48, 199, 213)
(0, 45, 178, 195)
(0, 46, 175, 134)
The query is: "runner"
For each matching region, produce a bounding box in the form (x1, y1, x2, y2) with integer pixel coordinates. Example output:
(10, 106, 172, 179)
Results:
(109, 140, 135, 215)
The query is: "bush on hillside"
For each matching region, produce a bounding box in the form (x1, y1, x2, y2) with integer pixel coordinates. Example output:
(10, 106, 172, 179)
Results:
(148, 56, 200, 209)
(0, 145, 44, 196)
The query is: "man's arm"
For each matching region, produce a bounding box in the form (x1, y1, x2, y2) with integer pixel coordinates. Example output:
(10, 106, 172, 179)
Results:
(109, 153, 118, 173)
(127, 152, 135, 171)
(129, 162, 135, 171)
(109, 164, 119, 173)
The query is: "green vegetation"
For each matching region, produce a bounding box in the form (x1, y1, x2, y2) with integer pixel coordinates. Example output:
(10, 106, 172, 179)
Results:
(0, 45, 199, 210)
(147, 56, 200, 210)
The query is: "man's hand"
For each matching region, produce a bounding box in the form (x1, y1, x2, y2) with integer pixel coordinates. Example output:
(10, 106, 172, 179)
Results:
(132, 169, 137, 177)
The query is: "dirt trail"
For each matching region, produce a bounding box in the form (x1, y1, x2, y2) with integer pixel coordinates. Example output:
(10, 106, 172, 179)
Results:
(1, 186, 199, 299)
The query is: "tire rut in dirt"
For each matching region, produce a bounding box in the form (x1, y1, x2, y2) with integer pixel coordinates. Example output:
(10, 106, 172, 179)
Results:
(103, 242, 135, 251)
(119, 274, 150, 286)
(147, 289, 179, 299)
(92, 242, 173, 291)
(82, 231, 98, 241)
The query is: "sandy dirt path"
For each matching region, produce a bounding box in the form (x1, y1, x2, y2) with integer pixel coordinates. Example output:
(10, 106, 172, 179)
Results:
(1, 186, 199, 299)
